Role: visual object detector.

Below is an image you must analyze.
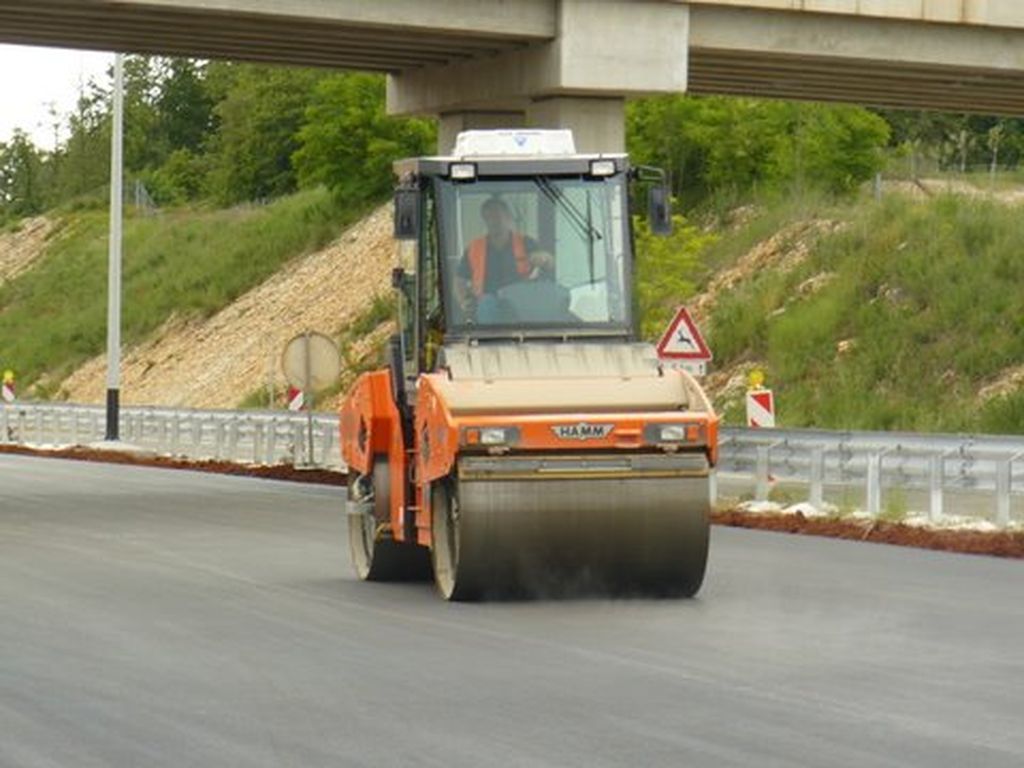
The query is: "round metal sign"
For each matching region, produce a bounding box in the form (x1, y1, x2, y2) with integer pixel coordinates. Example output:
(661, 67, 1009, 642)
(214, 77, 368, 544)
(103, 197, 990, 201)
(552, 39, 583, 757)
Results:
(281, 331, 341, 393)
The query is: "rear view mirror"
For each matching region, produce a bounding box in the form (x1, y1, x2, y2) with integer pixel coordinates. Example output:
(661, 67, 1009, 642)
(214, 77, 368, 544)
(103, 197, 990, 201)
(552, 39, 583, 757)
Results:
(394, 189, 419, 240)
(648, 185, 672, 236)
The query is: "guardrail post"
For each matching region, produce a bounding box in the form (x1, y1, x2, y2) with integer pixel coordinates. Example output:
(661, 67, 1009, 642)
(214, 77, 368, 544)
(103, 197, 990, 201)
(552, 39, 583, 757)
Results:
(0, 407, 9, 444)
(320, 422, 336, 468)
(252, 422, 263, 464)
(266, 422, 278, 465)
(929, 453, 944, 522)
(293, 423, 306, 466)
(995, 458, 1012, 529)
(214, 419, 225, 460)
(866, 452, 882, 517)
(755, 445, 770, 501)
(709, 470, 718, 507)
(227, 419, 240, 462)
(809, 446, 825, 509)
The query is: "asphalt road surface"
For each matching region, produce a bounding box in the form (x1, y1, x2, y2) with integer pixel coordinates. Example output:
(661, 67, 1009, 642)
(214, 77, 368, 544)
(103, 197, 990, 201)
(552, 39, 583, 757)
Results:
(1, 454, 1022, 768)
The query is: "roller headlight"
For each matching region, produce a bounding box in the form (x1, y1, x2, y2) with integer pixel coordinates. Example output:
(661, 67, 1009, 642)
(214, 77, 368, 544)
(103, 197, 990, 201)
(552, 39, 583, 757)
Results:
(463, 426, 520, 447)
(658, 425, 687, 442)
(644, 423, 703, 445)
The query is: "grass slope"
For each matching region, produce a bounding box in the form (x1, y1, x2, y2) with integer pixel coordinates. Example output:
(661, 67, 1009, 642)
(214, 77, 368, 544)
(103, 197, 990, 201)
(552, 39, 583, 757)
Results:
(705, 194, 1024, 434)
(0, 188, 366, 392)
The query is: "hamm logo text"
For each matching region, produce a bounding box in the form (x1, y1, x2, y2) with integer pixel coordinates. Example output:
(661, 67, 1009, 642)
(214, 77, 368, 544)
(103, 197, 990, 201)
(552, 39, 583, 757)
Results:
(551, 423, 614, 441)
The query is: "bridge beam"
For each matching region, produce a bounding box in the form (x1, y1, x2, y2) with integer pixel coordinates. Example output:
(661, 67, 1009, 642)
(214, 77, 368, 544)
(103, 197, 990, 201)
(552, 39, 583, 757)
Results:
(687, 5, 1024, 114)
(70, 0, 556, 41)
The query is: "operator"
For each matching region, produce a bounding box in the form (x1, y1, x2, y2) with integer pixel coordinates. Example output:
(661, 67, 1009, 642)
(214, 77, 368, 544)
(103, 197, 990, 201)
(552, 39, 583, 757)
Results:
(454, 196, 552, 322)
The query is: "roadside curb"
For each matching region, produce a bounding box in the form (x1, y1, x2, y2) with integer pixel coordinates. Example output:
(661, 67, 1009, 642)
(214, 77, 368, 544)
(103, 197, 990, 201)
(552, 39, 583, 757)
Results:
(712, 509, 1024, 559)
(0, 444, 346, 486)
(4, 445, 1020, 558)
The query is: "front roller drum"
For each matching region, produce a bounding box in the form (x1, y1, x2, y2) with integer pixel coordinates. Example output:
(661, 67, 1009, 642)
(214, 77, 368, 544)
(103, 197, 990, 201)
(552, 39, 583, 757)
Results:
(431, 455, 710, 601)
(348, 459, 431, 582)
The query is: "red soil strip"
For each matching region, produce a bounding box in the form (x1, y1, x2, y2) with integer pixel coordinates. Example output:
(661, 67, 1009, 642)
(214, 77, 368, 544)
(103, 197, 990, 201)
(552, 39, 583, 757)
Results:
(0, 444, 346, 486)
(4, 444, 1021, 558)
(712, 509, 1024, 559)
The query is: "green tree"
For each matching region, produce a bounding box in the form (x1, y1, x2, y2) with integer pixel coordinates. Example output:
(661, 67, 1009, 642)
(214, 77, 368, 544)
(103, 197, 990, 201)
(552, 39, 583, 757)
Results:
(50, 79, 110, 204)
(204, 64, 328, 204)
(293, 73, 435, 205)
(0, 130, 48, 220)
(154, 58, 214, 154)
(767, 102, 890, 195)
(628, 96, 890, 206)
(634, 210, 716, 340)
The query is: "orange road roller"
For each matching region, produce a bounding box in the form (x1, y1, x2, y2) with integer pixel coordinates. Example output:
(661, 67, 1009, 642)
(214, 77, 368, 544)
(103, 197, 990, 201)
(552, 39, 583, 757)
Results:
(340, 130, 718, 600)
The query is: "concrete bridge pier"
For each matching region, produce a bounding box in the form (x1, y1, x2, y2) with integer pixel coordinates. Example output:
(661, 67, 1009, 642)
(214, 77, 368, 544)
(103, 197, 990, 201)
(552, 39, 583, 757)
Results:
(526, 97, 625, 155)
(437, 111, 526, 155)
(392, 0, 687, 156)
(438, 98, 625, 155)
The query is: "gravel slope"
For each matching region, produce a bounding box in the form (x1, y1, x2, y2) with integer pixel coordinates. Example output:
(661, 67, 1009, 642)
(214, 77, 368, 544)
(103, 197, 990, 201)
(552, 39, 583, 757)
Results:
(59, 206, 392, 408)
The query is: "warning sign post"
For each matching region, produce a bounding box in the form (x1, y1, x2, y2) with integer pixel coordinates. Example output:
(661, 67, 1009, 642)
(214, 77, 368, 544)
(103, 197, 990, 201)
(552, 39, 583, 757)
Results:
(656, 307, 712, 376)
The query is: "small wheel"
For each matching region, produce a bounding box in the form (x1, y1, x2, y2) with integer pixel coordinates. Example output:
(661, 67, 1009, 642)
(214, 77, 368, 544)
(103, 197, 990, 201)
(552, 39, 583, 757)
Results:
(431, 480, 477, 601)
(347, 459, 430, 582)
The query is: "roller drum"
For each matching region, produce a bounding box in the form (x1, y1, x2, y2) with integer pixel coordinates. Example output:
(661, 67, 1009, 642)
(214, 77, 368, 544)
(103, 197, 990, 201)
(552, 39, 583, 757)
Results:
(432, 453, 710, 600)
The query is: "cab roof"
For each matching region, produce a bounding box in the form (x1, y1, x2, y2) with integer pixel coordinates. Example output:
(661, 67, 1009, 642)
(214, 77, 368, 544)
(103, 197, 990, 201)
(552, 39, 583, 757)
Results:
(393, 154, 629, 180)
(393, 128, 628, 180)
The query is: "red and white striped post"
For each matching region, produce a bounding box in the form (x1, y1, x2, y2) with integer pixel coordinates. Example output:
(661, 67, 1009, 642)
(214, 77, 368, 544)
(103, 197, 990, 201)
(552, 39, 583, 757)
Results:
(745, 370, 776, 429)
(1, 370, 15, 403)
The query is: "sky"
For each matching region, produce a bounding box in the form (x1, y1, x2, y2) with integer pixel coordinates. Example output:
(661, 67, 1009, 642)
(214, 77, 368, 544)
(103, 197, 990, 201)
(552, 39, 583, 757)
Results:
(0, 43, 113, 151)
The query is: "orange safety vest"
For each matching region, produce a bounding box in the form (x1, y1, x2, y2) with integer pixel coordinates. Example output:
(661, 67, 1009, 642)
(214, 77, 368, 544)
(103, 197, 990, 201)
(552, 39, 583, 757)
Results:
(467, 233, 531, 297)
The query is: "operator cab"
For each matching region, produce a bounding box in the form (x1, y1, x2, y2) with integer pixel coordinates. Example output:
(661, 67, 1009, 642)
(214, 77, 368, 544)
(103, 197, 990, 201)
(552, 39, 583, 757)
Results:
(392, 130, 669, 383)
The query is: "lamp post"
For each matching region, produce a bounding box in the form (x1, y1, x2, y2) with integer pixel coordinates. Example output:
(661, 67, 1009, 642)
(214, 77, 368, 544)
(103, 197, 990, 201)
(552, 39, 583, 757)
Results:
(105, 52, 124, 441)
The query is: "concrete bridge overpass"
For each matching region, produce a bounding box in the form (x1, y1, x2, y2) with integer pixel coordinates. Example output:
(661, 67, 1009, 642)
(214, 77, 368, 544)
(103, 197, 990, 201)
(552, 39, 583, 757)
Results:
(1, 1, 1023, 152)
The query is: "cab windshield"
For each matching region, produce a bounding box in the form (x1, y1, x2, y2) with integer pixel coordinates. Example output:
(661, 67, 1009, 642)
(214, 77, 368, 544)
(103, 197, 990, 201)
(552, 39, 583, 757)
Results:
(436, 175, 631, 336)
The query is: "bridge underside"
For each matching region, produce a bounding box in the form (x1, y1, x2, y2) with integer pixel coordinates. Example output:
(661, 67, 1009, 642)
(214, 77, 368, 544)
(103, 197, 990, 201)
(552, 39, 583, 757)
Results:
(689, 50, 1024, 114)
(0, 0, 536, 71)
(2, 1, 1024, 123)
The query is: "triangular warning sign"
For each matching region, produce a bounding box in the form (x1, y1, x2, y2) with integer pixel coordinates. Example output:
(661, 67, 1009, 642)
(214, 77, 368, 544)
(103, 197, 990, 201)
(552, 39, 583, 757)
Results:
(656, 307, 712, 361)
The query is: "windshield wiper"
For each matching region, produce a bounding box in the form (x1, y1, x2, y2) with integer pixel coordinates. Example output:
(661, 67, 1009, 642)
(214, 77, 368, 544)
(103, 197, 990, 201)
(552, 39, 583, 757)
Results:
(534, 177, 602, 243)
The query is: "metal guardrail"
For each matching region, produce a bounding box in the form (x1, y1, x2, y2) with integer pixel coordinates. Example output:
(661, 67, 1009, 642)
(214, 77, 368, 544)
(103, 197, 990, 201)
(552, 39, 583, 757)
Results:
(0, 402, 344, 470)
(718, 427, 1024, 528)
(2, 404, 1021, 527)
